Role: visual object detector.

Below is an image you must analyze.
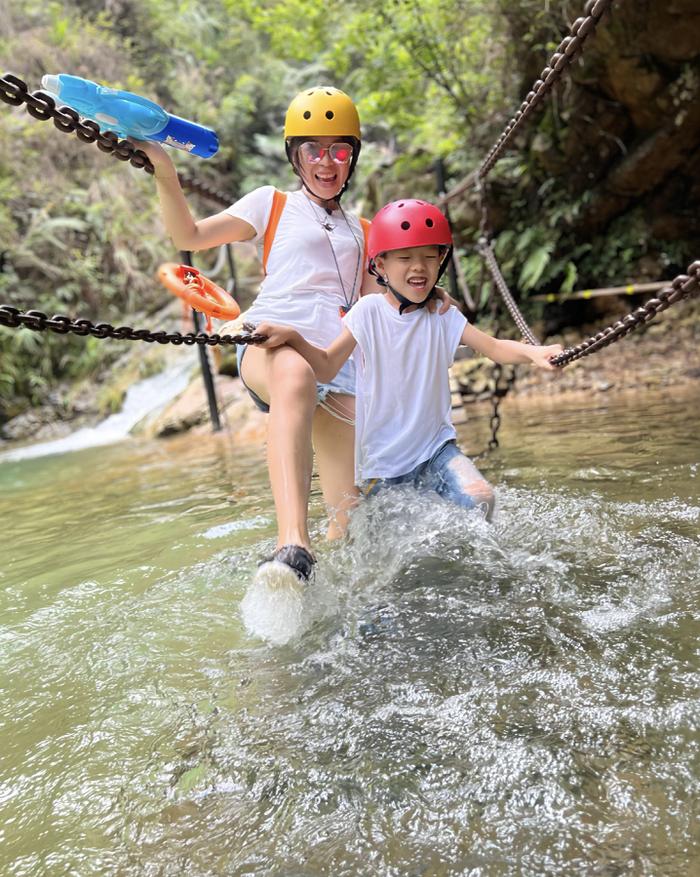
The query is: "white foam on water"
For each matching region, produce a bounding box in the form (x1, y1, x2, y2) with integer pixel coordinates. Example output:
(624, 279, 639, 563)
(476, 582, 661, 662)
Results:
(240, 561, 338, 647)
(203, 516, 270, 539)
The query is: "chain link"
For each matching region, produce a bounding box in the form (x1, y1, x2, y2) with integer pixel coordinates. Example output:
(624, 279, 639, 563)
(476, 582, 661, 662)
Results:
(470, 0, 617, 350)
(550, 261, 700, 367)
(0, 73, 233, 208)
(477, 238, 541, 345)
(486, 362, 518, 451)
(0, 305, 265, 348)
(479, 0, 615, 180)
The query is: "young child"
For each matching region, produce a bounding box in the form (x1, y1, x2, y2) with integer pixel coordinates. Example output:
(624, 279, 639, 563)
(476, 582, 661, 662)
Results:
(252, 199, 562, 520)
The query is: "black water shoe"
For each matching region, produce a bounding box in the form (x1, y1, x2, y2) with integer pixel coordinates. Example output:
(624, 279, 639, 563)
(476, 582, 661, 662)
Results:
(255, 544, 316, 590)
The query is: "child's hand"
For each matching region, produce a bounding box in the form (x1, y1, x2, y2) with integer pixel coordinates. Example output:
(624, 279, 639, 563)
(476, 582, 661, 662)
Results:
(250, 322, 296, 349)
(528, 343, 564, 370)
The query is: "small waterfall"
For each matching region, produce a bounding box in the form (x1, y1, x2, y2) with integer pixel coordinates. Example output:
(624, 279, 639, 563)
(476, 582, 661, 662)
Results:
(0, 354, 196, 463)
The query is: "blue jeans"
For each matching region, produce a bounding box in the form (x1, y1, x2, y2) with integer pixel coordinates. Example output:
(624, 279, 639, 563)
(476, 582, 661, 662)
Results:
(360, 440, 494, 517)
(236, 343, 356, 414)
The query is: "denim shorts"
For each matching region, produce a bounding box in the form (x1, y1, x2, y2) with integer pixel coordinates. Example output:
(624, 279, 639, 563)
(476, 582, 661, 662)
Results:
(236, 343, 356, 413)
(360, 439, 493, 515)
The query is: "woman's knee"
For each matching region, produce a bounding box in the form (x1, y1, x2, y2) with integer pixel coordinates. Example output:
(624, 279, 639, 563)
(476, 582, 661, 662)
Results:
(267, 351, 316, 404)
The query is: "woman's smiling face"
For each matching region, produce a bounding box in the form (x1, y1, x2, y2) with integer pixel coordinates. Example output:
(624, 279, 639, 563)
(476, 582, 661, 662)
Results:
(296, 136, 351, 201)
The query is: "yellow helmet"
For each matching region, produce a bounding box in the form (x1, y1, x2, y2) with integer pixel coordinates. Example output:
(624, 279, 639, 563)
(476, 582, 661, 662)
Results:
(284, 86, 361, 140)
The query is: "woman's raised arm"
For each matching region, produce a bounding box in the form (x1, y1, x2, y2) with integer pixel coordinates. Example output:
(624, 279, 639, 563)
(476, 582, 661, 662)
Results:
(136, 140, 257, 251)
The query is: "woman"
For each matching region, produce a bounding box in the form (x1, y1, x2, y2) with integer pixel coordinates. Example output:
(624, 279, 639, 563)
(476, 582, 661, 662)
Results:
(139, 86, 449, 588)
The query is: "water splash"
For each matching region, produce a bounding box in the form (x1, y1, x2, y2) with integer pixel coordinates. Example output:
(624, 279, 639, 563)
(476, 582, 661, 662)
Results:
(240, 557, 338, 646)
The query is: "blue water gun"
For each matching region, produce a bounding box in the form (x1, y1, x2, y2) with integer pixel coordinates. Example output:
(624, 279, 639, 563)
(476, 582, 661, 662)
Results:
(40, 74, 219, 159)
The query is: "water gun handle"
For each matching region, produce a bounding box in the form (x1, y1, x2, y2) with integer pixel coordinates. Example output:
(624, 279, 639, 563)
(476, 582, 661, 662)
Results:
(41, 74, 219, 159)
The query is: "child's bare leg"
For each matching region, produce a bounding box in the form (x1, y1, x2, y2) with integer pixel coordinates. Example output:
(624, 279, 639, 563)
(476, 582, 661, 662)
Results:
(452, 470, 495, 520)
(240, 344, 317, 550)
(312, 394, 358, 539)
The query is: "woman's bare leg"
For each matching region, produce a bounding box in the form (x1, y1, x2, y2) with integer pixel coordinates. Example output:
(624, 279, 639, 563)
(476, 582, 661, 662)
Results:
(240, 344, 317, 551)
(312, 394, 359, 540)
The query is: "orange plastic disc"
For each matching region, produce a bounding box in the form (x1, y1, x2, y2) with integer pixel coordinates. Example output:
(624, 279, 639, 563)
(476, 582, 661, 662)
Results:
(157, 263, 240, 321)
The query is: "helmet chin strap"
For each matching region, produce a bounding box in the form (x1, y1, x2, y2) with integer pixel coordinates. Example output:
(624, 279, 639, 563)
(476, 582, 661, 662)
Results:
(385, 281, 435, 315)
(301, 179, 339, 212)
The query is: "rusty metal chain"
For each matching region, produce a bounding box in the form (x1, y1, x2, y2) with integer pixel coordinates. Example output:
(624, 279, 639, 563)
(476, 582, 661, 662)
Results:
(466, 291, 518, 455)
(0, 73, 232, 208)
(486, 362, 518, 451)
(0, 305, 266, 347)
(470, 0, 615, 348)
(477, 237, 540, 345)
(551, 261, 700, 367)
(479, 0, 615, 180)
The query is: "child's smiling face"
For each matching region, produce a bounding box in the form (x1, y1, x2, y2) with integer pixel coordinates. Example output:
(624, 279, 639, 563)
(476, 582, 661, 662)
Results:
(376, 245, 442, 304)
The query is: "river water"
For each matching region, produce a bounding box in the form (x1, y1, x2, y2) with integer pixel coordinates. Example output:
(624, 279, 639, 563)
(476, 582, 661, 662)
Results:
(1, 387, 698, 876)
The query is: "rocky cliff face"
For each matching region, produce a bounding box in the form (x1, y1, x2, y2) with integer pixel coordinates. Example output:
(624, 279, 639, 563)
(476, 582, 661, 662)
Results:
(573, 0, 700, 238)
(500, 0, 700, 283)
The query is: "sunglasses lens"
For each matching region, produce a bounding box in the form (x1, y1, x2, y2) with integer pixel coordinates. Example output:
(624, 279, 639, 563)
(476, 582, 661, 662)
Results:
(331, 144, 352, 163)
(300, 142, 323, 162)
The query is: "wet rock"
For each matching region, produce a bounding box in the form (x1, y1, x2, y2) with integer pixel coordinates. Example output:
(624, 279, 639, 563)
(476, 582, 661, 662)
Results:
(145, 374, 266, 443)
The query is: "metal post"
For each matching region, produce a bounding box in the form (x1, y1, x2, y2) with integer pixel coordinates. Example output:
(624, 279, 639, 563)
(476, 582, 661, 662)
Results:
(224, 242, 237, 294)
(181, 250, 222, 432)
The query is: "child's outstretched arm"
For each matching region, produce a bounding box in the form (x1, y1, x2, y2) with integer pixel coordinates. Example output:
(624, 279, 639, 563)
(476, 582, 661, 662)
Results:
(461, 323, 562, 370)
(253, 323, 357, 383)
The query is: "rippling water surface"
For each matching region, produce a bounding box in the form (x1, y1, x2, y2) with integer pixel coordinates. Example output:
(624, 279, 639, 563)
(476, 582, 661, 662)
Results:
(1, 389, 699, 876)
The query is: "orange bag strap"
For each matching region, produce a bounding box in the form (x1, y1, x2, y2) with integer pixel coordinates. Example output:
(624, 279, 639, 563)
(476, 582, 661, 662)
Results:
(262, 189, 287, 275)
(360, 218, 370, 264)
(359, 217, 371, 295)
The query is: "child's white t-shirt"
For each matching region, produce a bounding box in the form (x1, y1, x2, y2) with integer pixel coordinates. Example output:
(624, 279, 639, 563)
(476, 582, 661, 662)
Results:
(225, 186, 364, 348)
(343, 294, 467, 481)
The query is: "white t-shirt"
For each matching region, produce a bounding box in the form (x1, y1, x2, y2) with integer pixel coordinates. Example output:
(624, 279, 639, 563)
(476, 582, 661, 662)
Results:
(225, 186, 365, 349)
(343, 294, 467, 481)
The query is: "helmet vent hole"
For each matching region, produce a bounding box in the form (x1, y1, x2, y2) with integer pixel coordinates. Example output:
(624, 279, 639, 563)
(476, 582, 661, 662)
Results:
(325, 110, 334, 120)
(398, 203, 404, 208)
(401, 221, 411, 230)
(303, 111, 311, 120)
(425, 218, 434, 228)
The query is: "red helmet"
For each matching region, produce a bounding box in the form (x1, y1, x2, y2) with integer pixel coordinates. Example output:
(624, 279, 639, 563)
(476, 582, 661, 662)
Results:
(368, 199, 453, 261)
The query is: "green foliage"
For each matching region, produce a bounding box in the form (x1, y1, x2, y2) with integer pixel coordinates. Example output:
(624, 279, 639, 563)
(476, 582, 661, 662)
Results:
(0, 0, 695, 421)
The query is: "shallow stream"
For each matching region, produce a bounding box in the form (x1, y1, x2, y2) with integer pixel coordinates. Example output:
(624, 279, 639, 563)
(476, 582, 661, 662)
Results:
(1, 387, 698, 875)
